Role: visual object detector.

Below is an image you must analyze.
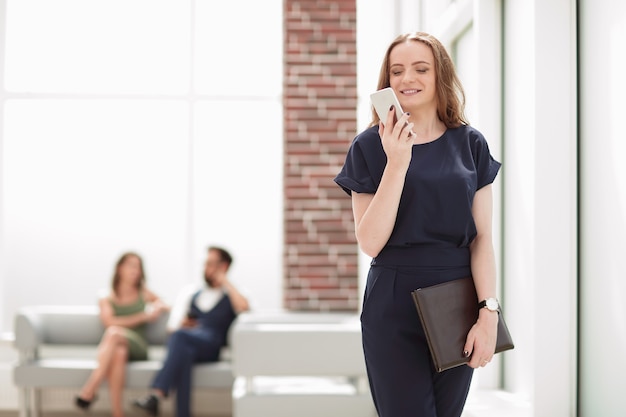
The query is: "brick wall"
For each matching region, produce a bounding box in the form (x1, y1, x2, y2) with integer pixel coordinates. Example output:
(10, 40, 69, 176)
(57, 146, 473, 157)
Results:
(283, 0, 359, 311)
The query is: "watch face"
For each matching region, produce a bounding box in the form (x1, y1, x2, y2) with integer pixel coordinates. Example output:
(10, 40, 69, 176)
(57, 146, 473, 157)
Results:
(486, 298, 499, 311)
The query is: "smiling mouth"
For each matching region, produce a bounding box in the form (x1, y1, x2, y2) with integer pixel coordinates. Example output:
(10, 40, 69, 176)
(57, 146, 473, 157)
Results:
(401, 89, 421, 94)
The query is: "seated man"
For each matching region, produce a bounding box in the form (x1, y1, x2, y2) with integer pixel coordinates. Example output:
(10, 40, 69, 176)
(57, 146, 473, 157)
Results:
(133, 245, 250, 417)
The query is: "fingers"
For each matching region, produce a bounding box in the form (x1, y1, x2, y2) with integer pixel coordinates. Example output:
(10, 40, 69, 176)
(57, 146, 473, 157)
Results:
(403, 122, 415, 141)
(464, 341, 493, 368)
(468, 354, 493, 369)
(381, 105, 416, 139)
(386, 104, 398, 126)
(462, 339, 473, 360)
(385, 106, 411, 133)
(391, 111, 413, 140)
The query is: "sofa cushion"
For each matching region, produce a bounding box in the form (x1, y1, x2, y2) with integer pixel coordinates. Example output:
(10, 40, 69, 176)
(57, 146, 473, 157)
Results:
(14, 305, 170, 349)
(13, 359, 234, 389)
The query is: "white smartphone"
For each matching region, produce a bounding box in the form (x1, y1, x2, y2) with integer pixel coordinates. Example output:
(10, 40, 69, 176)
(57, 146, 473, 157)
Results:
(370, 87, 404, 123)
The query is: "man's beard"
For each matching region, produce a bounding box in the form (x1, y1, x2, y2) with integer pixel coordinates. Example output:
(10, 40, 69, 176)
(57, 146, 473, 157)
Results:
(204, 274, 217, 287)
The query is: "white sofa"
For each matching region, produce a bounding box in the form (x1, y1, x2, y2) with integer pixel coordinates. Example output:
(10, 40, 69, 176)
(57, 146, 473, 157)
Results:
(13, 307, 377, 417)
(12, 305, 234, 417)
(230, 312, 376, 417)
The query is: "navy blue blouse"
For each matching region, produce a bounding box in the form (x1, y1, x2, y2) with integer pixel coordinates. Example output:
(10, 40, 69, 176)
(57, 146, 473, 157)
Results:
(334, 125, 501, 256)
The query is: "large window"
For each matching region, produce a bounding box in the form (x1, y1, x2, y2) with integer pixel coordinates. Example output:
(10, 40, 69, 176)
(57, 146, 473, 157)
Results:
(0, 0, 284, 332)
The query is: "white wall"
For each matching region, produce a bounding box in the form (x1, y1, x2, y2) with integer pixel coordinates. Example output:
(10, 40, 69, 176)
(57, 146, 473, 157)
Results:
(0, 0, 284, 334)
(579, 0, 626, 414)
(502, 0, 578, 415)
(0, 0, 5, 336)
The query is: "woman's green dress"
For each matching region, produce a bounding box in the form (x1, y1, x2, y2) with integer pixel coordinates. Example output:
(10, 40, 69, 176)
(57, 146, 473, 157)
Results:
(110, 296, 148, 361)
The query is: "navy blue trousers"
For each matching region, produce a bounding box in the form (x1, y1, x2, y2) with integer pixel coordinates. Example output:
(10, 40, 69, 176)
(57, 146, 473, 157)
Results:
(151, 328, 221, 417)
(361, 265, 474, 417)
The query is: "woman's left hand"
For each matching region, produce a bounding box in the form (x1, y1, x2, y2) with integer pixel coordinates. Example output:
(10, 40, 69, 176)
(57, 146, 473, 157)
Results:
(463, 309, 499, 368)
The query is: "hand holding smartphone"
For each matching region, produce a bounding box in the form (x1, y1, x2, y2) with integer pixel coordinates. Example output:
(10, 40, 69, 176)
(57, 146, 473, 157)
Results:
(370, 87, 404, 123)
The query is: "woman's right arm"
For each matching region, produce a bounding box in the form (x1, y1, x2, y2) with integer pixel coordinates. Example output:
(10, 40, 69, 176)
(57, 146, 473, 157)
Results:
(352, 166, 406, 257)
(352, 108, 414, 258)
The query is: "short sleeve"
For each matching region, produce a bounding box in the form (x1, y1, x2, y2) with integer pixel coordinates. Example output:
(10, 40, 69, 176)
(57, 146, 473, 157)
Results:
(334, 128, 385, 195)
(471, 131, 501, 190)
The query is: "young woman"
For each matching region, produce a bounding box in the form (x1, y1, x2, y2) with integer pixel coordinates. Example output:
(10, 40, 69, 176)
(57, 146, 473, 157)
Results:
(334, 32, 501, 417)
(75, 252, 168, 417)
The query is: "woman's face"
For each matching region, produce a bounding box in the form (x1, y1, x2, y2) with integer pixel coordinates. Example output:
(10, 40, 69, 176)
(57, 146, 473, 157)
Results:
(388, 40, 437, 112)
(119, 255, 142, 285)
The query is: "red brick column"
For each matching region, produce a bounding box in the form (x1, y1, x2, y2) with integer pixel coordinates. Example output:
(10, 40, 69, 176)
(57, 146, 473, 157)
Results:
(283, 0, 359, 311)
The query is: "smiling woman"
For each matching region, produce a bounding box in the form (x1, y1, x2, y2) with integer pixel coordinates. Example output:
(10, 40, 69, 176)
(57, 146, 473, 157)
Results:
(335, 31, 502, 417)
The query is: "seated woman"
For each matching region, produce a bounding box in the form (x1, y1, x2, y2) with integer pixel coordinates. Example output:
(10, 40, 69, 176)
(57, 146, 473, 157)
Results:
(75, 251, 169, 417)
